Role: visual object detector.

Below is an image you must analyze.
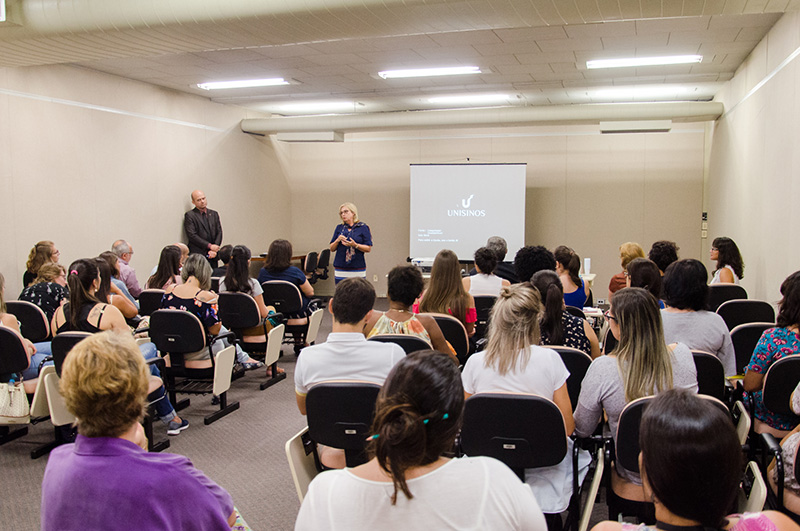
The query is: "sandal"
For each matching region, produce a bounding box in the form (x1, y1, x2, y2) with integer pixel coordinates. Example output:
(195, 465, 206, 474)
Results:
(266, 366, 286, 377)
(242, 360, 265, 370)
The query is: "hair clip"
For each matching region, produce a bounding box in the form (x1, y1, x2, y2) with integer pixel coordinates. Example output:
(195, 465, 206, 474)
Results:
(423, 419, 430, 424)
(423, 413, 449, 425)
(70, 270, 78, 275)
(366, 434, 379, 441)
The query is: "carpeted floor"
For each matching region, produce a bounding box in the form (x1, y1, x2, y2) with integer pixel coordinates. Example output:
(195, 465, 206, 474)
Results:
(1, 298, 612, 530)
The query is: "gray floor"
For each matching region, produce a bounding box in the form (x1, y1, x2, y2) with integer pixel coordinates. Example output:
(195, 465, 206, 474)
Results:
(1, 298, 610, 530)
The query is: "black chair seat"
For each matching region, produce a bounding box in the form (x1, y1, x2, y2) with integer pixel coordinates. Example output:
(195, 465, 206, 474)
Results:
(717, 299, 775, 331)
(692, 350, 726, 401)
(731, 322, 774, 376)
(473, 296, 496, 341)
(708, 284, 747, 312)
(6, 301, 50, 343)
(138, 289, 165, 317)
(427, 313, 469, 364)
(550, 346, 592, 411)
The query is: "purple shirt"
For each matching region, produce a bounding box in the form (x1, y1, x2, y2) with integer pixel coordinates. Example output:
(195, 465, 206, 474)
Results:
(117, 258, 142, 298)
(41, 435, 233, 530)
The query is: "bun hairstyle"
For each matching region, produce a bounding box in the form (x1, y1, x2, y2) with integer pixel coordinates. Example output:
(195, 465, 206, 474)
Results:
(368, 351, 464, 504)
(223, 245, 253, 295)
(531, 270, 565, 345)
(66, 259, 101, 328)
(485, 283, 543, 375)
(554, 245, 581, 287)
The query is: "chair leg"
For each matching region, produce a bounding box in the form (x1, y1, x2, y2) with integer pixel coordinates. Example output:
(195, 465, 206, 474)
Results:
(544, 513, 563, 531)
(260, 361, 287, 390)
(0, 425, 28, 446)
(203, 391, 240, 425)
(143, 412, 170, 453)
(30, 425, 75, 459)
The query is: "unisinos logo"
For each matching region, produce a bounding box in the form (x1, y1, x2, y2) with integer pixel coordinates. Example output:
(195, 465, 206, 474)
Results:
(448, 194, 486, 217)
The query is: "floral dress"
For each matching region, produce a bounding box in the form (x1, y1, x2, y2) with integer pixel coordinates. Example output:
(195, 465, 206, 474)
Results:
(160, 290, 220, 361)
(744, 327, 800, 430)
(539, 310, 592, 356)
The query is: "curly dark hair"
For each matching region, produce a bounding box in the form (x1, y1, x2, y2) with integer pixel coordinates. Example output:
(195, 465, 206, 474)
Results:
(777, 271, 800, 329)
(513, 245, 556, 283)
(387, 265, 425, 307)
(648, 241, 679, 273)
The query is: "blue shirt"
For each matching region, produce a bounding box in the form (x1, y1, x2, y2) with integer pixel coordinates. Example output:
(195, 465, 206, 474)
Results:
(563, 278, 587, 308)
(330, 222, 372, 270)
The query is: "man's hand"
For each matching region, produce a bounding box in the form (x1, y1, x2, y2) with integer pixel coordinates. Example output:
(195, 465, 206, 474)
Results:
(209, 244, 220, 252)
(208, 250, 218, 259)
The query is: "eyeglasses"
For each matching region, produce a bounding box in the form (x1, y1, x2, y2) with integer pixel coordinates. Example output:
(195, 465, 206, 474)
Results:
(604, 310, 617, 322)
(623, 270, 630, 277)
(710, 247, 718, 252)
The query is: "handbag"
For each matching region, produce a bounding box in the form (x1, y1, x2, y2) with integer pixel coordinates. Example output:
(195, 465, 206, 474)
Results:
(0, 379, 31, 424)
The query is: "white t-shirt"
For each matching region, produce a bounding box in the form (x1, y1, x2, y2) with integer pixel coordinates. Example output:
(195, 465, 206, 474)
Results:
(294, 333, 405, 395)
(468, 273, 505, 296)
(461, 345, 569, 397)
(295, 456, 547, 531)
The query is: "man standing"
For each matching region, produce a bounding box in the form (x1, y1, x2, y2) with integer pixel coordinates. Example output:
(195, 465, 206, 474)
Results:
(184, 190, 223, 267)
(111, 240, 142, 298)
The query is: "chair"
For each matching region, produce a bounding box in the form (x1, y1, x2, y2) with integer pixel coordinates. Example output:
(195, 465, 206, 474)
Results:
(762, 356, 800, 418)
(313, 248, 330, 282)
(0, 327, 31, 446)
(717, 300, 775, 331)
(303, 252, 319, 283)
(732, 400, 752, 447)
(305, 382, 382, 468)
(550, 346, 592, 412)
(285, 427, 319, 503)
(217, 292, 287, 390)
(708, 284, 748, 312)
(6, 300, 50, 342)
(738, 460, 767, 514)
(602, 327, 617, 355)
(459, 393, 582, 529)
(210, 277, 221, 293)
(473, 295, 496, 341)
(149, 309, 239, 425)
(427, 313, 469, 364)
(585, 289, 594, 309)
(692, 349, 726, 401)
(138, 289, 165, 316)
(367, 334, 431, 355)
(305, 308, 324, 347)
(731, 322, 775, 376)
(51, 332, 92, 376)
(565, 306, 586, 319)
(261, 280, 310, 354)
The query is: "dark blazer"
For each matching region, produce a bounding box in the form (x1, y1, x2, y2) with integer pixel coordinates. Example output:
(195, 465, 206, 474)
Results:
(184, 207, 223, 256)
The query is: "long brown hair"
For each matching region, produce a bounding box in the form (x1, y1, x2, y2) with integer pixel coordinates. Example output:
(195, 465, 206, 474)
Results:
(26, 240, 55, 285)
(265, 239, 292, 273)
(419, 249, 470, 326)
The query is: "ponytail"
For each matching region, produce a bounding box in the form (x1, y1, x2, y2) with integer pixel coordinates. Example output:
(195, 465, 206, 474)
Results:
(530, 270, 564, 345)
(223, 245, 252, 295)
(66, 259, 100, 328)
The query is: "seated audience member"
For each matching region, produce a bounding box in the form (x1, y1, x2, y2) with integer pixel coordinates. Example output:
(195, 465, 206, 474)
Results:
(608, 242, 645, 300)
(744, 271, 800, 436)
(52, 259, 187, 434)
(161, 254, 262, 370)
(258, 239, 314, 318)
(462, 247, 510, 296)
(555, 245, 589, 308)
(365, 265, 451, 354)
(24, 240, 60, 287)
(626, 258, 664, 308)
(462, 283, 587, 514)
(18, 262, 68, 321)
(514, 245, 556, 284)
(176, 242, 190, 268)
(574, 288, 698, 485)
(418, 249, 476, 336)
(41, 332, 248, 530)
(531, 270, 600, 358)
(1, 272, 45, 388)
(296, 351, 547, 530)
(593, 389, 794, 531)
(710, 236, 745, 285)
(468, 236, 518, 284)
(98, 251, 137, 307)
(647, 240, 679, 275)
(212, 244, 233, 277)
(660, 259, 736, 377)
(146, 245, 182, 290)
(111, 239, 142, 298)
(295, 277, 406, 468)
(96, 258, 138, 320)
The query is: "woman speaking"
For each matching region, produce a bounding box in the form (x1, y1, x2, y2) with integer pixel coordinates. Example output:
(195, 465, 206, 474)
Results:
(330, 202, 372, 283)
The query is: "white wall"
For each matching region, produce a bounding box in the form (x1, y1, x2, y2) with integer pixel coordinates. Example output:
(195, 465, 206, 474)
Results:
(0, 64, 291, 297)
(707, 11, 800, 302)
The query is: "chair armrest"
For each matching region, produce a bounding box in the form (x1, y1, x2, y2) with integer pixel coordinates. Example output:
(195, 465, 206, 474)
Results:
(146, 356, 166, 372)
(210, 330, 237, 346)
(761, 432, 784, 506)
(37, 355, 53, 372)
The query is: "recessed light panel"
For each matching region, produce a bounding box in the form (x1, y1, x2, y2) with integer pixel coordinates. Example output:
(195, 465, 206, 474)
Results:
(586, 55, 702, 69)
(196, 78, 289, 90)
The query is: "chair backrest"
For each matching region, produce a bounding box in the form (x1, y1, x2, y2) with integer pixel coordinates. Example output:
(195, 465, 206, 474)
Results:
(303, 252, 318, 274)
(29, 365, 56, 419)
(138, 289, 165, 316)
(149, 309, 208, 368)
(265, 324, 285, 366)
(692, 350, 726, 401)
(317, 248, 330, 269)
(565, 305, 586, 319)
(730, 322, 774, 376)
(427, 313, 469, 364)
(285, 427, 319, 503)
(305, 381, 382, 468)
(51, 332, 92, 377)
(6, 300, 50, 342)
(460, 393, 567, 477)
(261, 281, 304, 315)
(708, 284, 748, 312)
(305, 309, 324, 346)
(210, 277, 221, 293)
(602, 327, 618, 354)
(472, 295, 496, 340)
(738, 461, 767, 513)
(367, 334, 431, 355)
(731, 400, 751, 447)
(585, 289, 594, 309)
(44, 372, 76, 427)
(217, 292, 261, 331)
(550, 346, 592, 411)
(717, 300, 775, 331)
(0, 327, 30, 383)
(615, 396, 652, 474)
(762, 355, 800, 416)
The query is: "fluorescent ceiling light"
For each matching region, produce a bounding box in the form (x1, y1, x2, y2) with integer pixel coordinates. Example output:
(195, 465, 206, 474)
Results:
(586, 55, 702, 69)
(196, 78, 289, 90)
(590, 86, 693, 99)
(278, 101, 356, 113)
(428, 94, 510, 105)
(378, 66, 481, 79)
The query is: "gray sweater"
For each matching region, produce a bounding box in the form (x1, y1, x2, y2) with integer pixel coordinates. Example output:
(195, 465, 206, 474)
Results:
(660, 309, 736, 376)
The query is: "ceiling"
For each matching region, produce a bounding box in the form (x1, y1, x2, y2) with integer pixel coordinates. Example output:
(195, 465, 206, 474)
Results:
(0, 0, 794, 118)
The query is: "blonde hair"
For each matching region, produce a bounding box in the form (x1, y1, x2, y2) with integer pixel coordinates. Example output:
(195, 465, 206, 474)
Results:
(484, 284, 543, 376)
(419, 249, 470, 327)
(26, 240, 55, 283)
(619, 242, 645, 269)
(339, 202, 359, 223)
(33, 262, 66, 285)
(612, 288, 673, 402)
(60, 332, 149, 438)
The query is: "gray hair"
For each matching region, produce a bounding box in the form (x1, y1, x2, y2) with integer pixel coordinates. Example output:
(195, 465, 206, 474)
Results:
(486, 236, 508, 261)
(181, 253, 212, 290)
(111, 240, 131, 258)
